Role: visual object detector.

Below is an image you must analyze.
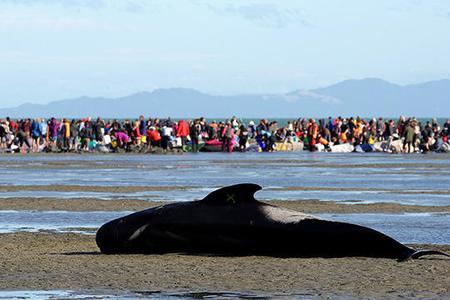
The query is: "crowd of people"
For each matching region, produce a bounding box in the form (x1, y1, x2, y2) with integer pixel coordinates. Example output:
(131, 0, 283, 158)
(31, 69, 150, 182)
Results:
(0, 115, 449, 154)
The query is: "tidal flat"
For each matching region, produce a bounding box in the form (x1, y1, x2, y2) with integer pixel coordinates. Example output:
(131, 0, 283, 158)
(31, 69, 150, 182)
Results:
(1, 152, 449, 299)
(1, 152, 449, 205)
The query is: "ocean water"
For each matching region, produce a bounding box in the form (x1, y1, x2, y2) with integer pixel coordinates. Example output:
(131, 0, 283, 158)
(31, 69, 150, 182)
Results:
(112, 117, 449, 127)
(0, 152, 449, 206)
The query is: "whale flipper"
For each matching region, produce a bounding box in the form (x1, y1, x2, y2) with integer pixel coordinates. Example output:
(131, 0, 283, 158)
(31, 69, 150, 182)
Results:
(201, 183, 262, 205)
(398, 249, 450, 262)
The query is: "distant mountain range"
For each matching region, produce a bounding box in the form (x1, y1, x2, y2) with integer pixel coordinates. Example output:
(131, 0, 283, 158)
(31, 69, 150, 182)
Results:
(1, 78, 449, 118)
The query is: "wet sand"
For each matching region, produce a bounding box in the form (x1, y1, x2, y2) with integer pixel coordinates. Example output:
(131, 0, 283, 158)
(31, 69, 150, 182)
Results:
(3, 154, 449, 174)
(1, 232, 449, 299)
(1, 197, 450, 213)
(3, 184, 450, 195)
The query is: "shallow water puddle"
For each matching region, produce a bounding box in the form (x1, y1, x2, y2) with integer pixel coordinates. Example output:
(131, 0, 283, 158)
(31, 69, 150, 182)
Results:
(0, 290, 326, 299)
(0, 210, 131, 234)
(320, 212, 450, 245)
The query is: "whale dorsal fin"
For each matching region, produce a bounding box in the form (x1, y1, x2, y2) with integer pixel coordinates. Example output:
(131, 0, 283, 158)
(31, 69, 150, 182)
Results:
(201, 183, 262, 205)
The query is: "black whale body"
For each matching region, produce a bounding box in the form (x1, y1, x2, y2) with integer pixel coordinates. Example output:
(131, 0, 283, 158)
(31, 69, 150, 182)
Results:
(96, 184, 449, 260)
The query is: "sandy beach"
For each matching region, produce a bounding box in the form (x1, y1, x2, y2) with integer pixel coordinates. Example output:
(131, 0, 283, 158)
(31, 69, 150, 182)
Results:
(0, 232, 449, 299)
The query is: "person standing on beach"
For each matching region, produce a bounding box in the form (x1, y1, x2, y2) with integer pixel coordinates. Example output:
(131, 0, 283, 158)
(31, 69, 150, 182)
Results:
(376, 117, 385, 141)
(0, 120, 8, 150)
(238, 124, 249, 151)
(189, 119, 201, 153)
(30, 118, 41, 152)
(221, 121, 234, 152)
(94, 117, 105, 143)
(403, 121, 415, 153)
(16, 119, 30, 153)
(161, 125, 173, 150)
(131, 121, 142, 146)
(80, 119, 93, 151)
(307, 119, 318, 151)
(123, 120, 133, 138)
(38, 118, 47, 150)
(246, 121, 255, 139)
(6, 117, 14, 134)
(70, 119, 79, 151)
(421, 124, 430, 152)
(207, 120, 218, 140)
(138, 115, 146, 137)
(48, 118, 59, 150)
(177, 119, 190, 146)
(23, 119, 32, 152)
(61, 119, 71, 151)
(443, 120, 450, 144)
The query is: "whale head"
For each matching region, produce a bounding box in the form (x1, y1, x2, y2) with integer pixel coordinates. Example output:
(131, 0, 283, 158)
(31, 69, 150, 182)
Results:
(96, 218, 123, 254)
(96, 215, 150, 254)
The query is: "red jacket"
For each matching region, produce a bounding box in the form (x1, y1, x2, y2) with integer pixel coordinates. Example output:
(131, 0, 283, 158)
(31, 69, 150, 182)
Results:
(176, 120, 189, 137)
(147, 129, 161, 142)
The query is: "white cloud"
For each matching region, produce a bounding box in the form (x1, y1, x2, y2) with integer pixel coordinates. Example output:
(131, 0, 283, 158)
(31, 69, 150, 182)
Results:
(0, 0, 106, 9)
(272, 90, 341, 104)
(193, 1, 311, 28)
(0, 13, 96, 29)
(0, 0, 147, 12)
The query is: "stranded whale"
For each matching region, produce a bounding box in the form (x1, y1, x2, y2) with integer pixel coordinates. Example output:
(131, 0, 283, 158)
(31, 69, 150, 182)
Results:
(96, 183, 449, 261)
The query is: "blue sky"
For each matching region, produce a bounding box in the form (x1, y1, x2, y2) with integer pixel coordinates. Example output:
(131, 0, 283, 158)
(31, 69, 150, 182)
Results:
(0, 0, 449, 107)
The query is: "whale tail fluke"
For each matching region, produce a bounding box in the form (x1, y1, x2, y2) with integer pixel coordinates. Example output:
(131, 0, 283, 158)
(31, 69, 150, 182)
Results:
(398, 250, 450, 262)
